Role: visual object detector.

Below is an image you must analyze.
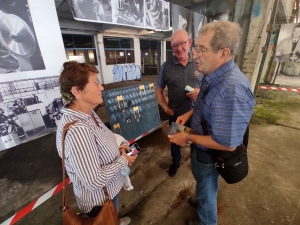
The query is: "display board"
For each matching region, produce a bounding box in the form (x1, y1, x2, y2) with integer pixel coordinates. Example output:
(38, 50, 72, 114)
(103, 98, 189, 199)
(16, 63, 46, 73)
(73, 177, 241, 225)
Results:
(68, 0, 170, 31)
(102, 82, 161, 141)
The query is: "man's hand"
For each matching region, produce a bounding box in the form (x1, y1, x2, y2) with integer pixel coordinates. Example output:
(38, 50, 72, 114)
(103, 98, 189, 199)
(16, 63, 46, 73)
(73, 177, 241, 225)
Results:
(176, 114, 189, 125)
(186, 88, 200, 101)
(168, 132, 187, 147)
(176, 110, 193, 125)
(165, 107, 174, 116)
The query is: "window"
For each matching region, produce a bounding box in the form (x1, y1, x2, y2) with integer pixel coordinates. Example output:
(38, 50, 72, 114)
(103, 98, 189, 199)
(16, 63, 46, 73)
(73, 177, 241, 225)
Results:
(62, 34, 98, 65)
(166, 41, 174, 61)
(103, 37, 135, 65)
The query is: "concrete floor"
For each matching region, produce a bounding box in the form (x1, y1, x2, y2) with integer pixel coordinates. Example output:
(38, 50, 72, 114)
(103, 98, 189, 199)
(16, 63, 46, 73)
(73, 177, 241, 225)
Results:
(274, 74, 300, 88)
(0, 75, 300, 225)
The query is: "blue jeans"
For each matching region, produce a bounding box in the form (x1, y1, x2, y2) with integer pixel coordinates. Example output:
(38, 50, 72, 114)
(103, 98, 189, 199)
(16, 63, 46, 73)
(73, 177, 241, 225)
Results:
(169, 115, 191, 165)
(112, 194, 119, 213)
(191, 146, 219, 225)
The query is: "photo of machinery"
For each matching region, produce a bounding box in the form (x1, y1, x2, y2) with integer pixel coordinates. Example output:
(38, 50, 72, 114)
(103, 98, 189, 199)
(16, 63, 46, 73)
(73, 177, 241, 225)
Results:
(0, 0, 45, 74)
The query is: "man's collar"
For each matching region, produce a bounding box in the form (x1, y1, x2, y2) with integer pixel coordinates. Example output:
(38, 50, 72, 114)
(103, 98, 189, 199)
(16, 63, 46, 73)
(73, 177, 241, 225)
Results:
(205, 59, 235, 85)
(173, 52, 193, 65)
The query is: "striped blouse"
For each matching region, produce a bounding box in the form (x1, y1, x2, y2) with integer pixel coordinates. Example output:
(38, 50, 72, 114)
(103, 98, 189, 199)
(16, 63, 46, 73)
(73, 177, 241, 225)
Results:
(56, 108, 128, 213)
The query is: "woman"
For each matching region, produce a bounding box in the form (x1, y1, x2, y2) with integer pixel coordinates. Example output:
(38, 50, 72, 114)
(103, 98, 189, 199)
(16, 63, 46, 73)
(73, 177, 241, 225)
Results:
(56, 61, 136, 225)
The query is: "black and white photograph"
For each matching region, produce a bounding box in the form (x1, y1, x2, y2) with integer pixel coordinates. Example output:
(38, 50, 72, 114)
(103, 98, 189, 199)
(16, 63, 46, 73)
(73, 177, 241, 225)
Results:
(0, 0, 45, 74)
(145, 0, 169, 30)
(111, 0, 144, 26)
(69, 0, 112, 22)
(193, 12, 207, 45)
(0, 76, 62, 151)
(275, 23, 300, 62)
(69, 0, 169, 31)
(171, 4, 192, 36)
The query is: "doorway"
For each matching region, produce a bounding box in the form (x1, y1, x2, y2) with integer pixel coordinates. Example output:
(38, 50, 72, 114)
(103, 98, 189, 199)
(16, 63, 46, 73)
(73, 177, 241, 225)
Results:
(140, 40, 161, 75)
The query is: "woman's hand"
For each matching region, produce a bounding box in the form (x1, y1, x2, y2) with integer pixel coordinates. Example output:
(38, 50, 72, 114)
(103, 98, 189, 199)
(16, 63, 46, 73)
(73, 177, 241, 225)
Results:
(119, 145, 130, 153)
(120, 148, 137, 166)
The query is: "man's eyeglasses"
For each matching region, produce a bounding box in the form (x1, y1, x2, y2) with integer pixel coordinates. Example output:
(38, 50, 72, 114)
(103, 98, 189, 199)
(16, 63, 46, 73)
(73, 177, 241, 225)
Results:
(171, 39, 190, 50)
(192, 46, 214, 57)
(192, 46, 227, 57)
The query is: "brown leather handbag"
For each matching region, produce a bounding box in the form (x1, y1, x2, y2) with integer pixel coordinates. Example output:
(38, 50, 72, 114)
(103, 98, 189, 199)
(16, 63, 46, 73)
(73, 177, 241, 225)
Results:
(61, 121, 118, 225)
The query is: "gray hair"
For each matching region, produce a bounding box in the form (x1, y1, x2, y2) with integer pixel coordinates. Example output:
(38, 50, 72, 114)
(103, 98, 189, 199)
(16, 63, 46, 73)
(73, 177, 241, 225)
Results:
(199, 21, 242, 56)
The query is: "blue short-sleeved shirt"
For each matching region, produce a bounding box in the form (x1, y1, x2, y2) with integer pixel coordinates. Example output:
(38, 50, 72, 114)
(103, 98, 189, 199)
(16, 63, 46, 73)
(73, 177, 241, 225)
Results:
(156, 53, 203, 116)
(191, 60, 256, 150)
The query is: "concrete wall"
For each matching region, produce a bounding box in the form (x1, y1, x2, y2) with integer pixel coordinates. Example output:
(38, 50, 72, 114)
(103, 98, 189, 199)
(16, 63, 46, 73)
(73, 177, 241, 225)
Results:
(241, 0, 276, 90)
(234, 0, 254, 70)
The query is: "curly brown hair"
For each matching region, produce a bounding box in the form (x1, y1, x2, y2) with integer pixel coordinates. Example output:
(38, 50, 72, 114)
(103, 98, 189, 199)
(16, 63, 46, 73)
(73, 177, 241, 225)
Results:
(59, 61, 99, 104)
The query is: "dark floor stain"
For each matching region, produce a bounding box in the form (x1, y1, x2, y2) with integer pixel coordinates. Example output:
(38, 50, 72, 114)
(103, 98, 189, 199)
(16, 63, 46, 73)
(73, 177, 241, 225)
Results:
(217, 205, 226, 215)
(159, 163, 169, 170)
(164, 189, 191, 218)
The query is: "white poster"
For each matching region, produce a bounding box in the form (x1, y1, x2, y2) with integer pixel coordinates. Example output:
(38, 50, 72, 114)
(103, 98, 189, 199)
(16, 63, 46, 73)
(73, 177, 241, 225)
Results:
(0, 0, 66, 151)
(69, 0, 170, 31)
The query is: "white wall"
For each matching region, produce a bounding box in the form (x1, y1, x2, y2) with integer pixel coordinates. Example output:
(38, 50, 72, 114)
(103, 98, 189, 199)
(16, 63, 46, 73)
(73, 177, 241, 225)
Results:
(97, 33, 141, 84)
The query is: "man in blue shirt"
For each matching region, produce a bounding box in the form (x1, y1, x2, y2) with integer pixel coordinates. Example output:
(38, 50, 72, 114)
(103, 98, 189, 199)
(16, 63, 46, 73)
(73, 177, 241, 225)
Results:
(168, 21, 255, 225)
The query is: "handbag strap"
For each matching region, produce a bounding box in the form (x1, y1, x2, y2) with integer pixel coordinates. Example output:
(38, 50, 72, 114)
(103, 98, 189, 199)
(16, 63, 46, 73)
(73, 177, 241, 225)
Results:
(62, 121, 77, 210)
(61, 120, 111, 211)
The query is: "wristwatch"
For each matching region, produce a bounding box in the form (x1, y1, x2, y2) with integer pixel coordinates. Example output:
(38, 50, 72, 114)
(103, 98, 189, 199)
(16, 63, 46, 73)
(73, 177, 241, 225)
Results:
(186, 133, 192, 145)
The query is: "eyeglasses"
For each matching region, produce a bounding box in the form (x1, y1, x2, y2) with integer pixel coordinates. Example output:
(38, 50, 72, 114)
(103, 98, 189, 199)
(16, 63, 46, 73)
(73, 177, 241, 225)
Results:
(171, 39, 190, 50)
(192, 46, 228, 57)
(192, 46, 214, 57)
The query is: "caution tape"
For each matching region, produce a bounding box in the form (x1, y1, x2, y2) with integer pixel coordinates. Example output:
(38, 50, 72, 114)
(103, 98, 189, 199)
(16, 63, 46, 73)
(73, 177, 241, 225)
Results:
(1, 178, 71, 225)
(1, 120, 169, 225)
(258, 85, 300, 93)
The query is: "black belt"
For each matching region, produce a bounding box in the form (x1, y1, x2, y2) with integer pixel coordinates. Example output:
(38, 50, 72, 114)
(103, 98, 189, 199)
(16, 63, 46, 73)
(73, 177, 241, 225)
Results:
(192, 144, 210, 154)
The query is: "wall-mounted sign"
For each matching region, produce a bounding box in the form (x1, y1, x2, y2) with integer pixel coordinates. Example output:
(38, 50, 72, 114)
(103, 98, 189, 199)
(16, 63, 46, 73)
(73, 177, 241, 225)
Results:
(275, 23, 300, 63)
(68, 0, 170, 31)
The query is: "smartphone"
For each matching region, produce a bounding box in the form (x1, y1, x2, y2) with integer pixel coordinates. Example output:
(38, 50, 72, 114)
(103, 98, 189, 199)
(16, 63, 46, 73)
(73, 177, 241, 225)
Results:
(126, 143, 141, 156)
(185, 85, 194, 93)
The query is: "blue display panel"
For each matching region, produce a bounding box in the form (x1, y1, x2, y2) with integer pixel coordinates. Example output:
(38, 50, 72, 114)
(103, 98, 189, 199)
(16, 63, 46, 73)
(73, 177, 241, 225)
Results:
(102, 82, 161, 141)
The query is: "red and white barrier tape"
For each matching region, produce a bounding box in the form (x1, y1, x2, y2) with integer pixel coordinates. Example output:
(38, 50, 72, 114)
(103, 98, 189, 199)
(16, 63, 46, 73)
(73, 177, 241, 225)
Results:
(128, 120, 168, 144)
(258, 86, 300, 93)
(1, 120, 169, 225)
(1, 178, 71, 225)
